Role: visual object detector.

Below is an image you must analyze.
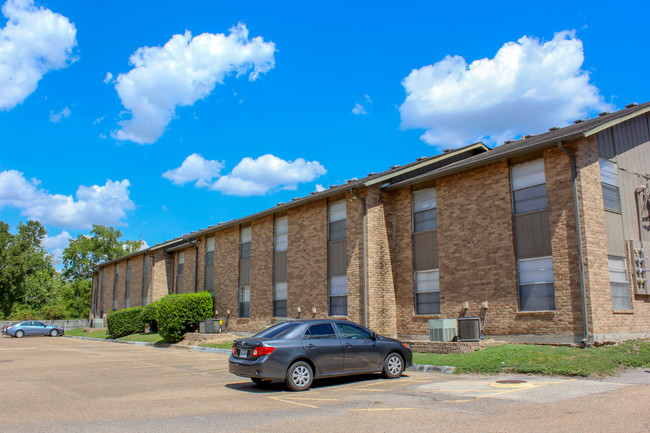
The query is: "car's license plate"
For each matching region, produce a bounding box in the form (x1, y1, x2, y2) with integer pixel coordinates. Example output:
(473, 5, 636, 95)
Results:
(239, 349, 248, 357)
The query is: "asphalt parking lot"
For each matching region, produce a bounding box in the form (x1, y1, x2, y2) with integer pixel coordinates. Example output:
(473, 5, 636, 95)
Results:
(1, 335, 649, 432)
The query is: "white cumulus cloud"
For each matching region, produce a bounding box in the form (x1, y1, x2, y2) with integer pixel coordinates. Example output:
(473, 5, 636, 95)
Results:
(113, 23, 276, 144)
(162, 153, 224, 187)
(0, 0, 77, 110)
(399, 30, 612, 148)
(163, 153, 327, 196)
(0, 170, 135, 230)
(49, 106, 70, 122)
(211, 154, 327, 196)
(352, 103, 367, 115)
(42, 230, 71, 265)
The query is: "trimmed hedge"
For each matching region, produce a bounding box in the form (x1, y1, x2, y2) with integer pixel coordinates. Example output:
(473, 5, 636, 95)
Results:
(156, 292, 213, 343)
(142, 301, 159, 333)
(107, 306, 145, 338)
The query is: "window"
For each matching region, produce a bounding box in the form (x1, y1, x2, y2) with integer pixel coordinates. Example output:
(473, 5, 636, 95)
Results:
(274, 216, 288, 252)
(517, 256, 555, 311)
(274, 217, 288, 317)
(273, 282, 287, 317)
(304, 323, 337, 339)
(205, 237, 215, 293)
(100, 271, 105, 316)
(511, 159, 548, 214)
(329, 275, 347, 316)
(113, 266, 119, 310)
(240, 226, 252, 258)
(415, 270, 440, 314)
(328, 200, 346, 241)
(328, 200, 347, 316)
(600, 159, 621, 212)
(125, 261, 131, 308)
(609, 256, 631, 310)
(142, 256, 150, 307)
(239, 286, 250, 318)
(335, 323, 371, 339)
(176, 251, 185, 293)
(413, 188, 437, 232)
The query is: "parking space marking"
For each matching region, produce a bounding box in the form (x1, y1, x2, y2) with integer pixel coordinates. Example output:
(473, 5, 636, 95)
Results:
(267, 396, 340, 409)
(348, 408, 414, 411)
(268, 397, 319, 409)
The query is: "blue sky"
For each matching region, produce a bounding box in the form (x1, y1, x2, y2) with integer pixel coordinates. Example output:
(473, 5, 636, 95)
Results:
(1, 0, 649, 264)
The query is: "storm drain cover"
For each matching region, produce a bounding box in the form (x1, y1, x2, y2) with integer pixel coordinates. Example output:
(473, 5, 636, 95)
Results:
(491, 379, 533, 389)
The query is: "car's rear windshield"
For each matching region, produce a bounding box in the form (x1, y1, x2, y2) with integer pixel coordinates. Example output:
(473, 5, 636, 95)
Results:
(254, 322, 301, 339)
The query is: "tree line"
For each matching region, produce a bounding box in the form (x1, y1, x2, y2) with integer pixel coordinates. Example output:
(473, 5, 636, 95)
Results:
(0, 221, 143, 320)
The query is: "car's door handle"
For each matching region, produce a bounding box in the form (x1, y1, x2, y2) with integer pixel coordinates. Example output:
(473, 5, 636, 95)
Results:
(344, 343, 352, 348)
(306, 344, 315, 349)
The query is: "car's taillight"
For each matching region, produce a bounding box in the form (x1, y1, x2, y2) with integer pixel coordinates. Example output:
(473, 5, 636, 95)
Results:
(252, 346, 275, 357)
(232, 345, 236, 355)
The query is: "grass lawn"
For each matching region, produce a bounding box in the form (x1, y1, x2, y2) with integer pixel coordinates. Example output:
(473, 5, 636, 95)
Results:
(200, 342, 234, 349)
(413, 340, 650, 377)
(65, 328, 166, 343)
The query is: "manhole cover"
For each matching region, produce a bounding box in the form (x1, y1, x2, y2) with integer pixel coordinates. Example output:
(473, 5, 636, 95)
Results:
(491, 379, 533, 389)
(495, 380, 527, 384)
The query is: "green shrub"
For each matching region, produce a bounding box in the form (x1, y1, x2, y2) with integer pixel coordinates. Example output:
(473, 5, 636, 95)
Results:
(156, 292, 213, 343)
(107, 306, 145, 338)
(142, 301, 160, 333)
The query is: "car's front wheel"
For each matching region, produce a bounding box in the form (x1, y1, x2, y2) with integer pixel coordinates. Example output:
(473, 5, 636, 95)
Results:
(15, 330, 24, 338)
(50, 329, 59, 337)
(382, 352, 404, 379)
(285, 361, 313, 391)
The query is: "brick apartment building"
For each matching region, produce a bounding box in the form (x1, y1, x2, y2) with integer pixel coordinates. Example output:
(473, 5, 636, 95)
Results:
(90, 102, 650, 344)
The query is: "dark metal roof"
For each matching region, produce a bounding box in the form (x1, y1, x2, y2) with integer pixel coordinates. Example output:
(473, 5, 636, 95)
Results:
(385, 101, 650, 191)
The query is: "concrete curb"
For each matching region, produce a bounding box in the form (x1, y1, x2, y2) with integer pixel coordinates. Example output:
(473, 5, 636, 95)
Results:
(409, 364, 456, 374)
(64, 335, 232, 354)
(65, 336, 455, 372)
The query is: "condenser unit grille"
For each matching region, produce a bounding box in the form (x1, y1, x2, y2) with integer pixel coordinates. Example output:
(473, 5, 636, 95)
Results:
(457, 317, 480, 341)
(428, 319, 457, 342)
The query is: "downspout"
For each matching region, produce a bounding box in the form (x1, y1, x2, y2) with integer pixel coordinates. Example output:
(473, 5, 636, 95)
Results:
(350, 188, 368, 328)
(189, 239, 200, 293)
(635, 186, 647, 241)
(557, 141, 590, 345)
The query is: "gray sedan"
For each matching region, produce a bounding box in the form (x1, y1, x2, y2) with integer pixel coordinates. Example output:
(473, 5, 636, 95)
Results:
(228, 319, 412, 391)
(3, 321, 64, 338)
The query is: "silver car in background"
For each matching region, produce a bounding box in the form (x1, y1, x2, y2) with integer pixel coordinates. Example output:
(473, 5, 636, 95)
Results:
(3, 321, 64, 338)
(229, 319, 412, 391)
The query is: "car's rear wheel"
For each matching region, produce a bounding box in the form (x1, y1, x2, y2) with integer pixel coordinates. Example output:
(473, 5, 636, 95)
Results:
(382, 352, 404, 379)
(285, 361, 313, 391)
(15, 330, 24, 338)
(50, 329, 59, 337)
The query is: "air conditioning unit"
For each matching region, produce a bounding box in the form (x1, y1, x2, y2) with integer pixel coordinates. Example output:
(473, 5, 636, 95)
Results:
(91, 319, 104, 328)
(428, 319, 457, 342)
(457, 317, 481, 341)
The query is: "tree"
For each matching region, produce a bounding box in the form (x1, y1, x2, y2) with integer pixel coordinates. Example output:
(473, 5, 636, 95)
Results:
(0, 221, 57, 318)
(62, 225, 144, 281)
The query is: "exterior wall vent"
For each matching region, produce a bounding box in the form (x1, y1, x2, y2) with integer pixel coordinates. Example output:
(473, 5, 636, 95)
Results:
(573, 119, 585, 124)
(548, 126, 559, 131)
(625, 102, 638, 108)
(598, 111, 610, 117)
(457, 317, 481, 341)
(504, 140, 514, 144)
(428, 319, 457, 342)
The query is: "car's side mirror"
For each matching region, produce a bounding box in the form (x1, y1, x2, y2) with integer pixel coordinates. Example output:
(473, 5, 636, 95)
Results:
(371, 332, 378, 340)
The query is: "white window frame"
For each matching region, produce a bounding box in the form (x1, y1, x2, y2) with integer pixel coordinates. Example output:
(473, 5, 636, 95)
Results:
(599, 158, 622, 212)
(609, 256, 631, 310)
(517, 256, 555, 311)
(415, 270, 440, 315)
(274, 216, 288, 252)
(511, 158, 548, 215)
